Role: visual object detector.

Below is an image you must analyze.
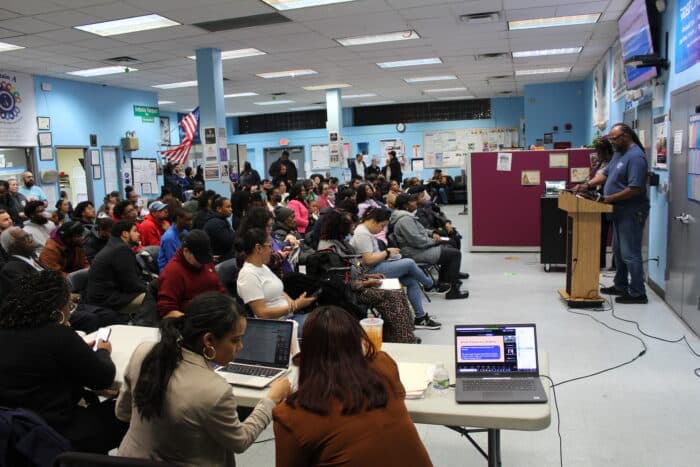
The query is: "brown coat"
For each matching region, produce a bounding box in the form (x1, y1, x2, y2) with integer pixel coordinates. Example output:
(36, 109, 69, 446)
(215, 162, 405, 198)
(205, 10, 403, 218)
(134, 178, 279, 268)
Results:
(39, 237, 89, 277)
(273, 352, 433, 467)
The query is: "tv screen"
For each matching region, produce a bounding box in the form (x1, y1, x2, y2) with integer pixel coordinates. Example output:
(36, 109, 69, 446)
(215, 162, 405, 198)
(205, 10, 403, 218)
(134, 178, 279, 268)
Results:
(618, 0, 657, 89)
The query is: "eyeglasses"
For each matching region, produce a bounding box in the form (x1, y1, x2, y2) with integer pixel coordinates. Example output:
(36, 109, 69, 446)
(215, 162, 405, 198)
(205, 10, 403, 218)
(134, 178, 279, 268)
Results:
(607, 134, 624, 141)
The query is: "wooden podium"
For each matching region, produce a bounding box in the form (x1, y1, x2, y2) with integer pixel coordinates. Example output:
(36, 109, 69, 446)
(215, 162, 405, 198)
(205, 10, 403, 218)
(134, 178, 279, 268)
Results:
(557, 192, 613, 307)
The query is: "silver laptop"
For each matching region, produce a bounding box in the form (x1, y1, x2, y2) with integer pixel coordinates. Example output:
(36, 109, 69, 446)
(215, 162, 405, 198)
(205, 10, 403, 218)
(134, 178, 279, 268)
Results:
(216, 319, 294, 389)
(454, 324, 548, 404)
(545, 180, 566, 196)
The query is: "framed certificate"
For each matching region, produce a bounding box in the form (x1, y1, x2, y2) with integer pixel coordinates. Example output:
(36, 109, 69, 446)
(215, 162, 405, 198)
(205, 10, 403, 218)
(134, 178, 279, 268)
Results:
(38, 132, 52, 147)
(37, 116, 50, 131)
(40, 146, 53, 161)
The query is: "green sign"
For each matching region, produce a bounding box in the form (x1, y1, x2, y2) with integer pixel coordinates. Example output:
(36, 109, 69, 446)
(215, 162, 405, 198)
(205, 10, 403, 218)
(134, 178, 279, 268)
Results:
(133, 105, 159, 122)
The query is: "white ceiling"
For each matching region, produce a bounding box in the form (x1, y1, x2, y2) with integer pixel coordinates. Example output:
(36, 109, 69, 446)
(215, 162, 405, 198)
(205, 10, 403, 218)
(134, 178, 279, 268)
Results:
(0, 0, 630, 115)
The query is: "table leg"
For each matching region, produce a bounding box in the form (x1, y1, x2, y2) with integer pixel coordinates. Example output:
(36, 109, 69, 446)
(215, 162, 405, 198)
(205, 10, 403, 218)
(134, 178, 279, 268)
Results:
(487, 429, 501, 467)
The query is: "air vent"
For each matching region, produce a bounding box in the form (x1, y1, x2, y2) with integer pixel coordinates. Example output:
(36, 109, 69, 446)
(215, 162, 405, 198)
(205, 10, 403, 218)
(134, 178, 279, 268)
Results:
(476, 52, 510, 60)
(194, 13, 291, 32)
(459, 12, 500, 24)
(105, 56, 138, 63)
(499, 91, 513, 95)
(271, 92, 287, 96)
(313, 101, 325, 105)
(488, 75, 512, 80)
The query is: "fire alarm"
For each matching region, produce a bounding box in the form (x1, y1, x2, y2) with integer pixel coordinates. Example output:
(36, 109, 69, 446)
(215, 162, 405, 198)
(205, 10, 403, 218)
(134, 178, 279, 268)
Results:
(564, 123, 573, 132)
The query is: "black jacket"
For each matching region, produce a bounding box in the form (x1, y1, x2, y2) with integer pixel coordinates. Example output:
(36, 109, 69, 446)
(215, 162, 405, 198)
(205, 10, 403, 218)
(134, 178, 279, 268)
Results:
(84, 227, 108, 263)
(239, 169, 261, 188)
(348, 160, 367, 180)
(193, 209, 214, 230)
(86, 237, 146, 309)
(0, 194, 20, 226)
(0, 256, 43, 297)
(203, 215, 235, 260)
(269, 159, 297, 184)
(366, 164, 381, 177)
(382, 158, 403, 183)
(0, 323, 115, 430)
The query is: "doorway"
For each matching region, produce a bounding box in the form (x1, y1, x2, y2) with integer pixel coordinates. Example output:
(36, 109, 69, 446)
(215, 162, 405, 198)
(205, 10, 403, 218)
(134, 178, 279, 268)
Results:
(56, 147, 92, 207)
(264, 146, 305, 181)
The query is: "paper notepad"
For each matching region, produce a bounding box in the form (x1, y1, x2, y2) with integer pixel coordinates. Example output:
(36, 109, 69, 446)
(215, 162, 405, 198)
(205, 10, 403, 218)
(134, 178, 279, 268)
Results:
(379, 278, 402, 290)
(397, 362, 435, 399)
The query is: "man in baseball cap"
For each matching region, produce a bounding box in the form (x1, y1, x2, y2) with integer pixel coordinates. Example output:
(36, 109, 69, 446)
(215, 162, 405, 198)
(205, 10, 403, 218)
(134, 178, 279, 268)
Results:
(138, 201, 170, 247)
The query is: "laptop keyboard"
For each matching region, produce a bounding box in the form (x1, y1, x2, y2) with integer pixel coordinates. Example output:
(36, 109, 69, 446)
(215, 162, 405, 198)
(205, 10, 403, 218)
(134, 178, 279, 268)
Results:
(462, 378, 537, 392)
(224, 363, 280, 378)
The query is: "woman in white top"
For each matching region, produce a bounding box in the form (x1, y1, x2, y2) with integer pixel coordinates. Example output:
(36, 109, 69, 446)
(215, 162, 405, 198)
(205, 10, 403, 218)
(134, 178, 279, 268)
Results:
(236, 227, 316, 326)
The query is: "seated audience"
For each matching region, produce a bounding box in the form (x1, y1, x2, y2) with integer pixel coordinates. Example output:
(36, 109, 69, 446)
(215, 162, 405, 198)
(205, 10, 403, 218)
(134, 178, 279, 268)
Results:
(157, 230, 225, 319)
(157, 207, 193, 271)
(182, 184, 204, 213)
(238, 207, 293, 278)
(7, 177, 28, 223)
(0, 270, 127, 453)
(0, 227, 42, 293)
(349, 208, 440, 330)
(286, 183, 310, 234)
(273, 306, 432, 467)
(22, 200, 55, 252)
(0, 209, 14, 264)
(138, 201, 170, 247)
(356, 183, 384, 220)
(56, 198, 72, 222)
(73, 201, 96, 228)
(272, 207, 302, 246)
(116, 292, 290, 465)
(39, 221, 89, 277)
(390, 194, 469, 300)
(315, 182, 334, 210)
(412, 186, 463, 251)
(193, 189, 218, 230)
(85, 217, 113, 263)
(0, 180, 20, 226)
(386, 179, 402, 209)
(237, 228, 316, 325)
(204, 196, 235, 262)
(112, 200, 138, 222)
(428, 169, 450, 205)
(98, 191, 120, 216)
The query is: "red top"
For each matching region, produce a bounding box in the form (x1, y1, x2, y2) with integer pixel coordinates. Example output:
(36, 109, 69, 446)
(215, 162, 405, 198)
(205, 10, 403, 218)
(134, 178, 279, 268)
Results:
(138, 214, 170, 247)
(157, 249, 225, 317)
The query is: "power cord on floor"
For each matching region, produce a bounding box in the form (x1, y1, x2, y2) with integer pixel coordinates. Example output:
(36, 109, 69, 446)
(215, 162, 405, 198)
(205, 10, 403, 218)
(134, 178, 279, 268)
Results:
(540, 375, 562, 467)
(253, 437, 275, 444)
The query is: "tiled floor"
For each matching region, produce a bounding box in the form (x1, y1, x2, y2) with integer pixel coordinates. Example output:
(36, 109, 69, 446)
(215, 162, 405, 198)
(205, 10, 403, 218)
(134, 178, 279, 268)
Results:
(239, 206, 700, 466)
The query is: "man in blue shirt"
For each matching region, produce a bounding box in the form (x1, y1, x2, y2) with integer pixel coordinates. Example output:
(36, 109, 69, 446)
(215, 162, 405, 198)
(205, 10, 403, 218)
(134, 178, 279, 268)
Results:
(157, 207, 192, 271)
(584, 123, 649, 304)
(18, 171, 47, 203)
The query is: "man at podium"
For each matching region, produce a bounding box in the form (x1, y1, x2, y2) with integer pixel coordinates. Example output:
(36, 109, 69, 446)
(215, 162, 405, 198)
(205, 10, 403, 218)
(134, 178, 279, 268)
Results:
(580, 123, 649, 304)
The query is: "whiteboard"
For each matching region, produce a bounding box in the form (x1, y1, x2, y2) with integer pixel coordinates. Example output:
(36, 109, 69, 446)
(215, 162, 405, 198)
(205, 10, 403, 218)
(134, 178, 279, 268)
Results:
(423, 127, 519, 168)
(131, 158, 159, 195)
(311, 144, 330, 169)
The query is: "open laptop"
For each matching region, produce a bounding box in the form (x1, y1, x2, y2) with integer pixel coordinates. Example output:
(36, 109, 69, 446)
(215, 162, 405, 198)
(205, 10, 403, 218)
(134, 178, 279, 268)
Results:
(544, 180, 566, 197)
(454, 324, 548, 404)
(216, 318, 294, 389)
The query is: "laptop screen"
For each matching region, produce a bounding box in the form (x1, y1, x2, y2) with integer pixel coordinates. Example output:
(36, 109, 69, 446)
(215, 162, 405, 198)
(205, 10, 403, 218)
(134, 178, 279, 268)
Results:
(234, 319, 293, 368)
(545, 180, 566, 194)
(455, 324, 539, 376)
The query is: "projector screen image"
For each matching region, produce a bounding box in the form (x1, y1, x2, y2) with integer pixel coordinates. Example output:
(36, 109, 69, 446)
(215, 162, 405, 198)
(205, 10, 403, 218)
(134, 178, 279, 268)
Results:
(618, 0, 657, 89)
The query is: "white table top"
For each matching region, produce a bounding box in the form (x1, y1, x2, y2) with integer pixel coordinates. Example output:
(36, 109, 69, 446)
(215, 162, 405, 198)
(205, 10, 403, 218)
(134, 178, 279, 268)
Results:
(89, 325, 551, 431)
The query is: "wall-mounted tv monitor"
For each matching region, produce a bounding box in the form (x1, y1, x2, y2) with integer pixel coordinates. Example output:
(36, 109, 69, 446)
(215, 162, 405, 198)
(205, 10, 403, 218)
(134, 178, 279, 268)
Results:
(618, 0, 658, 89)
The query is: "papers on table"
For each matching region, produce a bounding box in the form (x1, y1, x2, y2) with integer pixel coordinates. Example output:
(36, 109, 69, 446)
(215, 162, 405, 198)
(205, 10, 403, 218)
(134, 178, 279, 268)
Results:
(379, 278, 402, 290)
(397, 362, 436, 399)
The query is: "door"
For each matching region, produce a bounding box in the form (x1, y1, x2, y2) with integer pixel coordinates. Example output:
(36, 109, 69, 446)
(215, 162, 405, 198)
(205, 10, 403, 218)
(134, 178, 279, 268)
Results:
(56, 147, 92, 206)
(264, 146, 305, 181)
(667, 85, 700, 335)
(101, 147, 120, 195)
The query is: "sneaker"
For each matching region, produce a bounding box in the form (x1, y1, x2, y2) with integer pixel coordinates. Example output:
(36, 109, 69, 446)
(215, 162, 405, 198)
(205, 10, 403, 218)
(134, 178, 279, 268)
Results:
(414, 316, 442, 330)
(445, 289, 470, 300)
(458, 272, 470, 280)
(615, 294, 648, 304)
(425, 282, 451, 294)
(600, 285, 625, 296)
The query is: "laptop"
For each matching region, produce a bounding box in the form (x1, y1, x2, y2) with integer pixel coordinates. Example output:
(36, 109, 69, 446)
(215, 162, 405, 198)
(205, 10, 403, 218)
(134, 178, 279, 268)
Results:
(215, 318, 294, 389)
(544, 180, 566, 197)
(454, 324, 548, 404)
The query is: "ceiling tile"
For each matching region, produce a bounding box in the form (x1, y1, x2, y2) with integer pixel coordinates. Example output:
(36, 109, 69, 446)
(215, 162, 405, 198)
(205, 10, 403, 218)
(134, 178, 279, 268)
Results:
(0, 0, 65, 15)
(0, 17, 64, 34)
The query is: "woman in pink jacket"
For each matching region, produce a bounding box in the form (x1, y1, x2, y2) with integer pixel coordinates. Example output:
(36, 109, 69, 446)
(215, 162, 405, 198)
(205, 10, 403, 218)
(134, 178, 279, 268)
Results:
(286, 182, 309, 234)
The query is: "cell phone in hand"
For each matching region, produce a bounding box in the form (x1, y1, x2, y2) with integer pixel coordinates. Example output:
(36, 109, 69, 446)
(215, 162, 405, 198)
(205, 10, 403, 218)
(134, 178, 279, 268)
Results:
(93, 327, 111, 351)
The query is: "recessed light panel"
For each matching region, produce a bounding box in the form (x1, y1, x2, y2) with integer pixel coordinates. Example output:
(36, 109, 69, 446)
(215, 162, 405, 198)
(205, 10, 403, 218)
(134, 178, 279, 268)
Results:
(261, 0, 355, 10)
(0, 41, 24, 52)
(152, 80, 198, 89)
(436, 95, 476, 100)
(377, 57, 442, 68)
(302, 83, 351, 91)
(515, 67, 571, 76)
(342, 93, 377, 99)
(257, 69, 317, 79)
(508, 14, 600, 31)
(158, 100, 175, 105)
(228, 112, 253, 116)
(289, 105, 324, 111)
(188, 48, 266, 60)
(224, 92, 259, 98)
(75, 14, 180, 37)
(255, 99, 295, 105)
(404, 75, 458, 83)
(67, 66, 137, 77)
(512, 47, 582, 58)
(337, 30, 419, 47)
(422, 87, 467, 93)
(359, 100, 395, 105)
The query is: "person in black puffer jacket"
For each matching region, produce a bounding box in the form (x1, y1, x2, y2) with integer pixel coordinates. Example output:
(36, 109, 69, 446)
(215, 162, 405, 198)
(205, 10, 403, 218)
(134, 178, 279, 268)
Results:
(203, 196, 235, 262)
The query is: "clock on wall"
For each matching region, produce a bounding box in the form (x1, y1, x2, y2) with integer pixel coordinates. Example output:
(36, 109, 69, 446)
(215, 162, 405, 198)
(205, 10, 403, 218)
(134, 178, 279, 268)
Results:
(396, 122, 406, 133)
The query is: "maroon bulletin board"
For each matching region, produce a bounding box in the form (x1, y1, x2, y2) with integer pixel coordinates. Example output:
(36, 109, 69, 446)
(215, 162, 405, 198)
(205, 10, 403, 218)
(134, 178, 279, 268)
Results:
(470, 149, 594, 249)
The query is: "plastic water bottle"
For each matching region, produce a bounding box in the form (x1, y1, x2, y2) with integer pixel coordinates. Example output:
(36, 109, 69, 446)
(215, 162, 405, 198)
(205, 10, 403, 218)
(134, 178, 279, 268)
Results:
(432, 363, 450, 391)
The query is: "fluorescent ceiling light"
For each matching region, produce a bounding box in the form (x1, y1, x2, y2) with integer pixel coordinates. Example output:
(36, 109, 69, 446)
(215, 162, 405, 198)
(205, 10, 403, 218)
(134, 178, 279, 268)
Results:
(512, 47, 582, 58)
(377, 57, 442, 68)
(337, 30, 419, 47)
(515, 67, 571, 76)
(158, 100, 175, 105)
(436, 95, 476, 100)
(75, 14, 180, 37)
(257, 69, 317, 79)
(508, 14, 600, 30)
(188, 48, 266, 60)
(404, 75, 458, 83)
(359, 100, 395, 106)
(224, 92, 258, 98)
(289, 105, 324, 111)
(342, 93, 377, 99)
(67, 66, 137, 77)
(302, 83, 351, 91)
(0, 41, 24, 52)
(152, 80, 198, 89)
(261, 0, 355, 10)
(255, 99, 295, 106)
(227, 112, 253, 117)
(422, 87, 467, 93)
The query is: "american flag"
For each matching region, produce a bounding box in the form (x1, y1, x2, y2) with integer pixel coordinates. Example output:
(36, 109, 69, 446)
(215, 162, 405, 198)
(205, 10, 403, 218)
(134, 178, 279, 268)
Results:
(159, 107, 199, 165)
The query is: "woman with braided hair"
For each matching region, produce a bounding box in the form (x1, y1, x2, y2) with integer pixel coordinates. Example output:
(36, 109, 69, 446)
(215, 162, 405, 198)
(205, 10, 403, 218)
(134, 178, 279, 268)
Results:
(0, 270, 127, 453)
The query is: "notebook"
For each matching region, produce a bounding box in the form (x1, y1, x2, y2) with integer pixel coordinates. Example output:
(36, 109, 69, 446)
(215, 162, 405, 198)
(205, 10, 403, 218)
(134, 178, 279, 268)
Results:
(216, 318, 294, 389)
(454, 324, 548, 404)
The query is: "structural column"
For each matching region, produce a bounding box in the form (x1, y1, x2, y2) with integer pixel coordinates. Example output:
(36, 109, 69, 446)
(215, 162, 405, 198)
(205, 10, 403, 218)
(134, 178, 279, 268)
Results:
(325, 88, 344, 178)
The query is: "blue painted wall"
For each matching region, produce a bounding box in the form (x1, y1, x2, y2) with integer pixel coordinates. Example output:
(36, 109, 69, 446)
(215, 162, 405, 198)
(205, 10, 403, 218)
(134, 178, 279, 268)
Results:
(523, 81, 589, 148)
(33, 75, 163, 205)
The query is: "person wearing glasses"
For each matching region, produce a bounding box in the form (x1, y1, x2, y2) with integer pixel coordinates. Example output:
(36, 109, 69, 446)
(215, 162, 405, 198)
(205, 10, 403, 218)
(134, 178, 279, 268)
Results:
(580, 123, 649, 304)
(0, 270, 126, 454)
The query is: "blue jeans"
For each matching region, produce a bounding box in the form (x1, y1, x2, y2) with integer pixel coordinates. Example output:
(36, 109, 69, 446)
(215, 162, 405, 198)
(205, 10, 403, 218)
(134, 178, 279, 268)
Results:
(438, 187, 449, 204)
(611, 204, 649, 297)
(369, 258, 433, 318)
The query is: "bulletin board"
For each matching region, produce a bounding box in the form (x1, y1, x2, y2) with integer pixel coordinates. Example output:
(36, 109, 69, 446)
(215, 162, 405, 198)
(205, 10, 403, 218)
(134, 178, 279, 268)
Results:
(468, 149, 594, 250)
(131, 158, 159, 195)
(311, 144, 330, 170)
(423, 127, 519, 168)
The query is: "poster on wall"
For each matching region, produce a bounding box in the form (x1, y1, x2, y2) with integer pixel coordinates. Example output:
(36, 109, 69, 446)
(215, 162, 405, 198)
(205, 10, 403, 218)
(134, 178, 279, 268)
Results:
(159, 116, 170, 146)
(653, 115, 668, 169)
(675, 0, 700, 73)
(593, 57, 609, 128)
(611, 40, 627, 101)
(0, 71, 37, 146)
